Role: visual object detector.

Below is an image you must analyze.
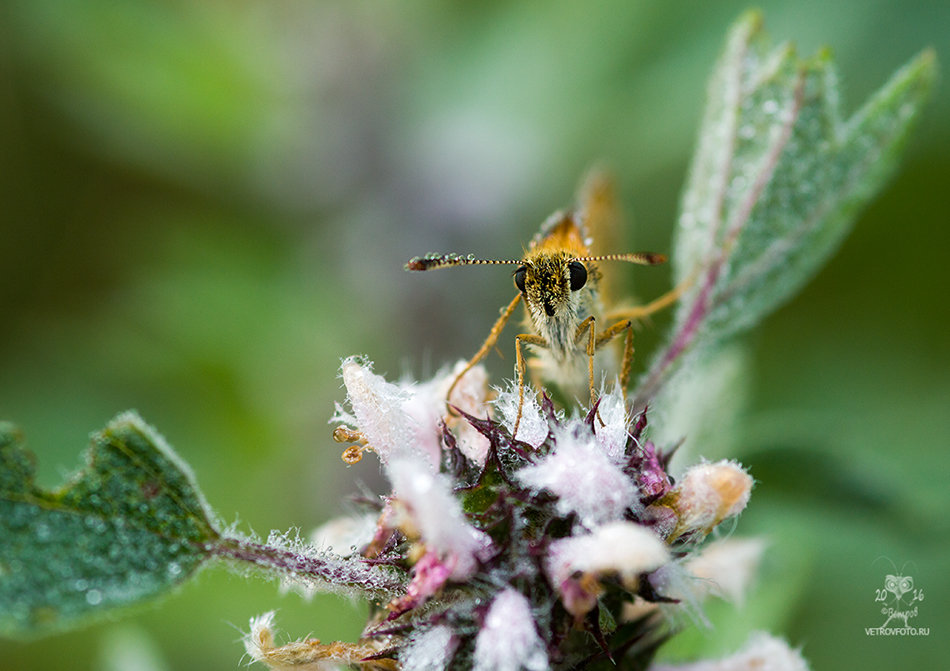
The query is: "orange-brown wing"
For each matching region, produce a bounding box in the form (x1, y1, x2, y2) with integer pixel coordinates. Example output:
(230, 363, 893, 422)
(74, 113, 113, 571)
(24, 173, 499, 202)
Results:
(529, 210, 591, 258)
(577, 168, 624, 258)
(577, 169, 626, 302)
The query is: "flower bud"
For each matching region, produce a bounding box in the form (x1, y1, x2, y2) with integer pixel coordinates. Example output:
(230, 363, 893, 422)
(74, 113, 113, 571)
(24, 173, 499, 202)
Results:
(666, 460, 752, 543)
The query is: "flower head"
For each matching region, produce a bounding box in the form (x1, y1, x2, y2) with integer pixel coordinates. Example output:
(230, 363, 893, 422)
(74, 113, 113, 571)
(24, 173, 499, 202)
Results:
(250, 358, 780, 670)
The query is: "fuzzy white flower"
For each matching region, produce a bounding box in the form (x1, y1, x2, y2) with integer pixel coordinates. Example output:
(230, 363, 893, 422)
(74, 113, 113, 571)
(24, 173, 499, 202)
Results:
(685, 537, 766, 606)
(401, 625, 458, 671)
(515, 424, 639, 528)
(337, 357, 493, 470)
(473, 588, 549, 671)
(337, 356, 437, 468)
(493, 384, 549, 448)
(547, 521, 670, 587)
(387, 456, 491, 579)
(592, 383, 630, 462)
(651, 631, 809, 671)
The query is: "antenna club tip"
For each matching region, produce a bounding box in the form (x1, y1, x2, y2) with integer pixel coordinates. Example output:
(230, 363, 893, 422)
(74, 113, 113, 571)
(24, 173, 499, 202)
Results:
(405, 252, 479, 271)
(649, 253, 668, 265)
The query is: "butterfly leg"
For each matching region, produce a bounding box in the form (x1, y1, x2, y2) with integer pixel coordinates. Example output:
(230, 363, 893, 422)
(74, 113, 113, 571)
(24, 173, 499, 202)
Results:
(606, 270, 696, 324)
(595, 319, 635, 409)
(445, 292, 521, 410)
(571, 316, 599, 413)
(513, 332, 548, 439)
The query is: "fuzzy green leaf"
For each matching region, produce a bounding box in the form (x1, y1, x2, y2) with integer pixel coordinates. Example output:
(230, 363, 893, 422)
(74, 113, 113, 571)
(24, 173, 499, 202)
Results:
(636, 11, 935, 408)
(0, 413, 220, 636)
(0, 414, 408, 638)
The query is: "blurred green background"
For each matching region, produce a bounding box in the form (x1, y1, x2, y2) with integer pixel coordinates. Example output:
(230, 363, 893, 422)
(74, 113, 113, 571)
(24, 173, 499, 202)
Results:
(1, 1, 947, 669)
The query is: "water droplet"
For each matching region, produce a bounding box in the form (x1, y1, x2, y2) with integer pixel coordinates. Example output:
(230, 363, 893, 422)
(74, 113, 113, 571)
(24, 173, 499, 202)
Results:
(84, 515, 107, 533)
(86, 589, 103, 606)
(167, 562, 182, 578)
(35, 523, 50, 541)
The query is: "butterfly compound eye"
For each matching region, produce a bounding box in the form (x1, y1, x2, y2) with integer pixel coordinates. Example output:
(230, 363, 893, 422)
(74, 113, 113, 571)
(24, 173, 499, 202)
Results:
(568, 261, 587, 291)
(514, 266, 527, 293)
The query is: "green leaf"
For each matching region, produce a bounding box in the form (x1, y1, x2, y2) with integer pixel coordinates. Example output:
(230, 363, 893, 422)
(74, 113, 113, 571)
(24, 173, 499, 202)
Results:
(635, 11, 936, 409)
(0, 414, 408, 638)
(0, 413, 220, 636)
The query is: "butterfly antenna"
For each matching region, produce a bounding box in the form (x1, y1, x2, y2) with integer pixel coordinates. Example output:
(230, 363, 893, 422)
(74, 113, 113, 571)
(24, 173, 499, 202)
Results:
(577, 252, 667, 265)
(406, 253, 522, 271)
